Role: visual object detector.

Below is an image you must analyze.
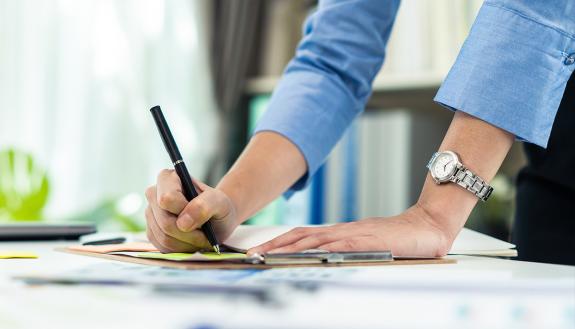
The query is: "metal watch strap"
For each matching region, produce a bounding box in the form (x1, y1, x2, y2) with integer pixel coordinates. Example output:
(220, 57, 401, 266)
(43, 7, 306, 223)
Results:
(451, 165, 493, 202)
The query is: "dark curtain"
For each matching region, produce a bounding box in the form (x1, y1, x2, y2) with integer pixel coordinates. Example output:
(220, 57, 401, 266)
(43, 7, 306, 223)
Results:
(207, 0, 265, 184)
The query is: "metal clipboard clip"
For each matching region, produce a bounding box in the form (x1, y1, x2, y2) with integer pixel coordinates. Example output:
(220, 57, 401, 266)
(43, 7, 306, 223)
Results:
(248, 250, 394, 265)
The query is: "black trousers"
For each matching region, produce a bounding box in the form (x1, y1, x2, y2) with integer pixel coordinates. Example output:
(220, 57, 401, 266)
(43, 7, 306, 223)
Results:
(512, 72, 575, 266)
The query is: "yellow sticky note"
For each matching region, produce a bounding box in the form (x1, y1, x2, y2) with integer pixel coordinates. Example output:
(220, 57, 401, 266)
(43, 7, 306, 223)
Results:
(134, 251, 246, 262)
(0, 252, 38, 259)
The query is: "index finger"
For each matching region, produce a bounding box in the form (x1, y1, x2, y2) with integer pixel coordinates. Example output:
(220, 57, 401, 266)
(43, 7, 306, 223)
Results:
(156, 169, 188, 214)
(247, 227, 323, 255)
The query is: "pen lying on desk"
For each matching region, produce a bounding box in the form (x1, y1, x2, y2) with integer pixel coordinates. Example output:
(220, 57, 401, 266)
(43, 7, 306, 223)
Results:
(150, 105, 221, 254)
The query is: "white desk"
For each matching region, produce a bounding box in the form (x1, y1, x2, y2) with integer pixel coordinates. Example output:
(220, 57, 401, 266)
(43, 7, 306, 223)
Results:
(1, 241, 573, 329)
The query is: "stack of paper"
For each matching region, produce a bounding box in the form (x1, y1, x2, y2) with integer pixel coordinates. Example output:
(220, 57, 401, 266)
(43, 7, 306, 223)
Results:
(448, 228, 517, 257)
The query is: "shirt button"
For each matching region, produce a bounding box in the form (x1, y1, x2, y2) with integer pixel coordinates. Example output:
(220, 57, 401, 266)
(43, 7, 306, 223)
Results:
(565, 53, 575, 65)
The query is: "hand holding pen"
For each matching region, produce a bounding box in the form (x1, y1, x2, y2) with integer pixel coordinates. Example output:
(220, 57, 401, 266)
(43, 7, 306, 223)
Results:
(144, 106, 238, 254)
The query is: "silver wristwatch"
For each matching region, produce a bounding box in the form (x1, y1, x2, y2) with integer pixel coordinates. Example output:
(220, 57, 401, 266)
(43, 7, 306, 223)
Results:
(427, 151, 493, 202)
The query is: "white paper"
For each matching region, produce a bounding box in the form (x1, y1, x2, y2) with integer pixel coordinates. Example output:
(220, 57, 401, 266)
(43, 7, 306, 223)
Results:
(449, 228, 516, 256)
(223, 225, 295, 252)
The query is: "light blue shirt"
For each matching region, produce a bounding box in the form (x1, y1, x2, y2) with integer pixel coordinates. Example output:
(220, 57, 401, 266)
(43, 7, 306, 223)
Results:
(255, 0, 575, 193)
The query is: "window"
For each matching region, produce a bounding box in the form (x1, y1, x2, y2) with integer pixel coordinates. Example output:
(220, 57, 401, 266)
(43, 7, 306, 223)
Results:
(0, 0, 217, 223)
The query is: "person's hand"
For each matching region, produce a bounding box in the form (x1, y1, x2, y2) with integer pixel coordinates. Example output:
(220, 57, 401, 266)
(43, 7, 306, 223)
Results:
(144, 169, 238, 253)
(247, 204, 454, 258)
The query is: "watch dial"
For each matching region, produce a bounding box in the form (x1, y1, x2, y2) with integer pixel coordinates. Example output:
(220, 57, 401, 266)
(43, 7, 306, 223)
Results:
(433, 153, 456, 180)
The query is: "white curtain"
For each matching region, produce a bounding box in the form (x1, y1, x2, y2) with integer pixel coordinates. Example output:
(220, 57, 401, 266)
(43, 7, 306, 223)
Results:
(0, 0, 218, 220)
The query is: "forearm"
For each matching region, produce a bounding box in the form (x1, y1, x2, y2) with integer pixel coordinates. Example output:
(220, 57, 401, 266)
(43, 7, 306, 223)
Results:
(216, 131, 307, 225)
(417, 111, 514, 244)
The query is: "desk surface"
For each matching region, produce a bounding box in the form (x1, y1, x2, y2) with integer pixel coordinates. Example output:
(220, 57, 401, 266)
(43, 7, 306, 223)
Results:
(1, 241, 574, 329)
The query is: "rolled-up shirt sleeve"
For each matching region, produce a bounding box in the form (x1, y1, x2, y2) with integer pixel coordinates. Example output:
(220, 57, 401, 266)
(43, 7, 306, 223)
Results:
(435, 0, 575, 148)
(254, 0, 400, 194)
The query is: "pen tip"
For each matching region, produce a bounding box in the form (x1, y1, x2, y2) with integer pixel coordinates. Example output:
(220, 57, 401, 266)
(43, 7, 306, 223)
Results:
(213, 245, 221, 255)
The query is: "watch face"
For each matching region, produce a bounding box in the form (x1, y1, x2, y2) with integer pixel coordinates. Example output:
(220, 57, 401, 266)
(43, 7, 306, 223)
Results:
(432, 152, 457, 181)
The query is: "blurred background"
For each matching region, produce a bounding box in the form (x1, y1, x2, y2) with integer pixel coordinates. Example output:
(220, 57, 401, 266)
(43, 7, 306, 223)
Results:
(0, 0, 525, 240)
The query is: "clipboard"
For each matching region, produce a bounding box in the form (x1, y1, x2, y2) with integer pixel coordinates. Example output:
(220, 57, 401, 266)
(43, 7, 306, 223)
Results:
(57, 248, 456, 269)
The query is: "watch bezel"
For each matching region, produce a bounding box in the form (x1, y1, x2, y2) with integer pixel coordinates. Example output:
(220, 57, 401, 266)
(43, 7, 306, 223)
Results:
(428, 151, 460, 184)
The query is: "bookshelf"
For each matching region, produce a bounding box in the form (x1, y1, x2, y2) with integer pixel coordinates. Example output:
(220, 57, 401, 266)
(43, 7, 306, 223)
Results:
(246, 0, 484, 101)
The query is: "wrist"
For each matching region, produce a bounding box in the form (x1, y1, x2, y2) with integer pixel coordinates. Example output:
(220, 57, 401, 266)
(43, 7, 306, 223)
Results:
(402, 203, 452, 257)
(215, 187, 242, 228)
(414, 187, 470, 250)
(216, 166, 255, 227)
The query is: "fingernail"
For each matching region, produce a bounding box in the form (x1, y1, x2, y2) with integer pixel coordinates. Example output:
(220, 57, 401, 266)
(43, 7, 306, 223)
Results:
(177, 214, 194, 232)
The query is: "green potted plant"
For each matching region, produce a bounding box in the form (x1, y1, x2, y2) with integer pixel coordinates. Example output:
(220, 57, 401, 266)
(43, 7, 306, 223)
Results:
(0, 148, 50, 221)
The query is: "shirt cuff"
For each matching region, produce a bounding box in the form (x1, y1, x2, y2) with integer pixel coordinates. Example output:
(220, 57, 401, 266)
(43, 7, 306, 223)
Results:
(434, 2, 575, 148)
(254, 69, 360, 196)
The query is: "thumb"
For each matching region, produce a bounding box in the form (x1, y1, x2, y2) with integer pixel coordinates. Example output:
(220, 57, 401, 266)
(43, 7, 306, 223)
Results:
(176, 188, 230, 232)
(191, 178, 210, 193)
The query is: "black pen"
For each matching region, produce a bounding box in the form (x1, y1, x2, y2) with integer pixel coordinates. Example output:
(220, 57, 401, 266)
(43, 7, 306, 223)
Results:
(150, 105, 221, 254)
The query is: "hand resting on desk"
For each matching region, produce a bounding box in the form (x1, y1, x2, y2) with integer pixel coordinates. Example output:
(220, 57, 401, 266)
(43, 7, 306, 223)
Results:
(247, 205, 450, 257)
